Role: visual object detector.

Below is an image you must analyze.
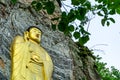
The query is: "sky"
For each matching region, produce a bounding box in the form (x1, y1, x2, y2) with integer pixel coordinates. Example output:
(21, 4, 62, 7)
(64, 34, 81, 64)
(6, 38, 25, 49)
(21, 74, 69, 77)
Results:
(86, 15, 120, 70)
(61, 0, 120, 70)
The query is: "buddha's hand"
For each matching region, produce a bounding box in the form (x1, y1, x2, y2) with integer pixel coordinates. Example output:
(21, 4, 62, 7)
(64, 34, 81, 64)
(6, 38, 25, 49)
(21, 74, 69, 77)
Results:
(31, 55, 43, 64)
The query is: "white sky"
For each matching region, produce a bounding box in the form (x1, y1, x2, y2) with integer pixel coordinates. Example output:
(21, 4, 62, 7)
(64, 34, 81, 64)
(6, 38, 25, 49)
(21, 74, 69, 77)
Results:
(86, 15, 120, 70)
(61, 0, 120, 70)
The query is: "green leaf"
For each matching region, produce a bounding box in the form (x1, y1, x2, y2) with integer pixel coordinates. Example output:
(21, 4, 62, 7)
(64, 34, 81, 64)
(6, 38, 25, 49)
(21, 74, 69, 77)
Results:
(79, 35, 89, 45)
(73, 31, 80, 39)
(36, 2, 42, 11)
(78, 7, 87, 16)
(97, 5, 103, 9)
(97, 0, 103, 3)
(11, 0, 17, 4)
(64, 27, 69, 35)
(31, 1, 37, 5)
(80, 26, 84, 34)
(80, 0, 86, 4)
(68, 25, 74, 32)
(80, 26, 90, 35)
(109, 18, 115, 23)
(75, 10, 82, 20)
(103, 0, 109, 4)
(107, 21, 110, 26)
(45, 1, 55, 14)
(58, 21, 67, 32)
(71, 0, 81, 5)
(51, 24, 56, 31)
(102, 7, 108, 14)
(62, 12, 67, 18)
(85, 1, 91, 9)
(84, 31, 91, 35)
(97, 11, 104, 16)
(101, 18, 106, 26)
(109, 9, 115, 15)
(117, 8, 120, 14)
(77, 7, 87, 20)
(68, 9, 76, 22)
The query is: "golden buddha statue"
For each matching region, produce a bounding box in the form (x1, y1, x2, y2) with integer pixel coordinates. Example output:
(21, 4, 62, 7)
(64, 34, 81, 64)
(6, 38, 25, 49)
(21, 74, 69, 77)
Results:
(10, 26, 53, 80)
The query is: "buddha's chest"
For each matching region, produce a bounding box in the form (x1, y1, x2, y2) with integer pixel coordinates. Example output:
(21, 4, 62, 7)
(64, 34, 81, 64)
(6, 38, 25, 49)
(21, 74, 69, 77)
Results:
(28, 44, 46, 60)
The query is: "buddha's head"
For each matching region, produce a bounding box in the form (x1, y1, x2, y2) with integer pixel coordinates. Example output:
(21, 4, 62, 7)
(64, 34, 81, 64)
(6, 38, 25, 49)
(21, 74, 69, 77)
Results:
(25, 26, 42, 43)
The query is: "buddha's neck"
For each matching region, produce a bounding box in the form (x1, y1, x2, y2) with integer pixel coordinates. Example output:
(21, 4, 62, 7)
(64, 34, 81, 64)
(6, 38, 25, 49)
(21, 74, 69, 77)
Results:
(29, 39, 39, 45)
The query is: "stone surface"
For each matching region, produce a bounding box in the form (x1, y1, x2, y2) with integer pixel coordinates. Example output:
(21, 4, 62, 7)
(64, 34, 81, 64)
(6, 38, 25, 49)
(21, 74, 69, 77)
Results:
(0, 0, 101, 80)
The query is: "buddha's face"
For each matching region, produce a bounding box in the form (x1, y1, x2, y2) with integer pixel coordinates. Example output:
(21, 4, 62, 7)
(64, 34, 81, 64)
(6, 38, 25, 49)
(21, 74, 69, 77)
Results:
(29, 27, 41, 43)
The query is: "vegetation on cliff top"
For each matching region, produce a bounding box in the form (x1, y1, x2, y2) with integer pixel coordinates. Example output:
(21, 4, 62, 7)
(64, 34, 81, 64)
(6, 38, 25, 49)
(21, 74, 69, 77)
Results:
(96, 55, 120, 80)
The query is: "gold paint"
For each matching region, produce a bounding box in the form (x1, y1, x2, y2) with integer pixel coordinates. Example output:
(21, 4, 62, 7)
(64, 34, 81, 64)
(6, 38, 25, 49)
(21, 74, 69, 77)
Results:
(10, 27, 53, 80)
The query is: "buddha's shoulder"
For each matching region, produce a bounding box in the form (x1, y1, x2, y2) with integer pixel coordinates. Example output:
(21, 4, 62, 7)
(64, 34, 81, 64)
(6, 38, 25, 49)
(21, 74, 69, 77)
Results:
(14, 35, 24, 43)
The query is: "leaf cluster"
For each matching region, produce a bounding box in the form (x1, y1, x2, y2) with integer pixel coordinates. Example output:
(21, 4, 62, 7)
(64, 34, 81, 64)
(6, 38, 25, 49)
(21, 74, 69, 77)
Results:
(95, 55, 120, 80)
(95, 0, 120, 26)
(11, 0, 55, 14)
(56, 11, 90, 45)
(11, 0, 17, 4)
(31, 0, 55, 14)
(55, 0, 92, 46)
(57, 0, 120, 45)
(11, 0, 120, 45)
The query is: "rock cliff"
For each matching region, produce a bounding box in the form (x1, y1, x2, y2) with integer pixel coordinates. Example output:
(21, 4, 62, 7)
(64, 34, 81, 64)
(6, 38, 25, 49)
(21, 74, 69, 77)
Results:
(0, 0, 101, 80)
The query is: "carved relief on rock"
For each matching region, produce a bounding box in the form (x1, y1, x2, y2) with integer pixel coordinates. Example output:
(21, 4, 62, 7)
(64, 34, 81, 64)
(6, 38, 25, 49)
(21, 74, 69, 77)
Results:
(10, 26, 53, 80)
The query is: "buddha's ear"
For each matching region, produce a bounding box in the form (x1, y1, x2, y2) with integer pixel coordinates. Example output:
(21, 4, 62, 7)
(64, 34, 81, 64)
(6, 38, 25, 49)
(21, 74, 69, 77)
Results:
(24, 31, 29, 41)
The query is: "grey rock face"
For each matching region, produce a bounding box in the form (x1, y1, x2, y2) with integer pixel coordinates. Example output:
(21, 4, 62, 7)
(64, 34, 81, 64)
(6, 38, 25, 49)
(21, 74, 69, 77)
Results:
(0, 1, 73, 80)
(0, 0, 101, 80)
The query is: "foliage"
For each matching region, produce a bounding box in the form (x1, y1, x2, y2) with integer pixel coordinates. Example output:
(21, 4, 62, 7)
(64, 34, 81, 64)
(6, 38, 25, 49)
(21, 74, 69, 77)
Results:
(31, 0, 55, 14)
(96, 55, 120, 80)
(59, 0, 120, 46)
(10, 0, 120, 46)
(11, 0, 17, 4)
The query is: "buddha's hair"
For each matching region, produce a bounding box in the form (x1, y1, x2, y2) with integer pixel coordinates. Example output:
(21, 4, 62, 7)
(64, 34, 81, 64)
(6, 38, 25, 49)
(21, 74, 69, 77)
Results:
(26, 26, 42, 32)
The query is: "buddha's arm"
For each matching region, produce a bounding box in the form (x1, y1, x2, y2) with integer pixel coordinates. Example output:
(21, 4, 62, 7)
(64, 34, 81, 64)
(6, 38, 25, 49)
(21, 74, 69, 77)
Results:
(11, 36, 24, 57)
(11, 36, 28, 79)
